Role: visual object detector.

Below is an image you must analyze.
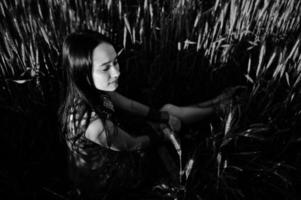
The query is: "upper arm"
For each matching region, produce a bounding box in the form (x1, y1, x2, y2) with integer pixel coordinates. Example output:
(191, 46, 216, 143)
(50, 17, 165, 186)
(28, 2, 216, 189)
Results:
(109, 92, 149, 117)
(109, 92, 131, 110)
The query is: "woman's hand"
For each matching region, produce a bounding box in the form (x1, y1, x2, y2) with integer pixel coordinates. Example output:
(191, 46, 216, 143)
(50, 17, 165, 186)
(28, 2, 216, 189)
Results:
(160, 104, 181, 118)
(212, 85, 247, 115)
(160, 104, 182, 132)
(167, 114, 181, 132)
(214, 85, 247, 105)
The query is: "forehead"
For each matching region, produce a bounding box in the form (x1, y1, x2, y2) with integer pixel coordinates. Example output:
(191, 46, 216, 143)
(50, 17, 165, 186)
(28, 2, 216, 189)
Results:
(92, 43, 116, 64)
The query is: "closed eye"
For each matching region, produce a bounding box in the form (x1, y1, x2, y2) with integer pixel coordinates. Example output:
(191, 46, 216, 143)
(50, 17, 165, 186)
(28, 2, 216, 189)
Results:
(99, 58, 118, 72)
(97, 64, 110, 71)
(102, 65, 110, 71)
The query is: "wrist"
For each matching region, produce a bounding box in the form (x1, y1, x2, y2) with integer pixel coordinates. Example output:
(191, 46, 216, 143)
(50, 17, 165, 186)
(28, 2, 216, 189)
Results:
(159, 111, 169, 122)
(146, 107, 169, 123)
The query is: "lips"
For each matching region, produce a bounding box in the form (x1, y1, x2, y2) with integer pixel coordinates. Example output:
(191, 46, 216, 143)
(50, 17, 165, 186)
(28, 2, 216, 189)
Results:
(110, 80, 118, 85)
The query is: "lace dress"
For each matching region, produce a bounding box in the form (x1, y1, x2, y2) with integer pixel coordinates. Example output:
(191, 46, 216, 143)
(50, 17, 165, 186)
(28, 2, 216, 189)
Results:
(65, 95, 155, 199)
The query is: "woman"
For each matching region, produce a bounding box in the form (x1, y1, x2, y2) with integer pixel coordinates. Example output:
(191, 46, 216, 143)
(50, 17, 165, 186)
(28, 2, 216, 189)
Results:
(58, 30, 180, 199)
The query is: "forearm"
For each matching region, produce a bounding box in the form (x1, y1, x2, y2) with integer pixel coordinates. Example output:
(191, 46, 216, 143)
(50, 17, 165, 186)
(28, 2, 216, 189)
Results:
(191, 99, 217, 108)
(179, 106, 215, 124)
(161, 104, 215, 124)
(110, 127, 151, 151)
(194, 86, 246, 108)
(86, 118, 152, 152)
(125, 135, 151, 151)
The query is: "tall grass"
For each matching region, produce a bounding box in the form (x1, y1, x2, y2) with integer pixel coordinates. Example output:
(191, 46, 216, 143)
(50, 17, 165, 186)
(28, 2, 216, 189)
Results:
(0, 0, 300, 199)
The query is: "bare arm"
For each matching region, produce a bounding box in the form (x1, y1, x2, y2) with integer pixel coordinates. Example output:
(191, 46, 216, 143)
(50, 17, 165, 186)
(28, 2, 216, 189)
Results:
(85, 118, 150, 151)
(160, 86, 247, 124)
(194, 85, 247, 108)
(108, 92, 182, 132)
(108, 92, 149, 117)
(161, 104, 215, 124)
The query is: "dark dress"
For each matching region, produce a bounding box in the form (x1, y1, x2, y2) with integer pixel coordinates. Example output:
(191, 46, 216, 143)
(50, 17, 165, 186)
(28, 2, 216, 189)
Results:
(65, 96, 162, 200)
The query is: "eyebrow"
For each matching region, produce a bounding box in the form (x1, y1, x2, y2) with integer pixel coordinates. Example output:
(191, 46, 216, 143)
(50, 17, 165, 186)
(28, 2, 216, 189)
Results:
(100, 58, 116, 66)
(99, 55, 117, 66)
(100, 49, 123, 66)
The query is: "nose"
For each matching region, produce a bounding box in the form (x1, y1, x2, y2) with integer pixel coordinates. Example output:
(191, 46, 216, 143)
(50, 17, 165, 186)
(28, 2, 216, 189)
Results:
(110, 63, 120, 79)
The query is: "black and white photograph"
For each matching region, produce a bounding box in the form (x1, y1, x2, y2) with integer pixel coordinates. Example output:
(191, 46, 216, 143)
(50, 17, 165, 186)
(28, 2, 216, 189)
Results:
(0, 0, 300, 199)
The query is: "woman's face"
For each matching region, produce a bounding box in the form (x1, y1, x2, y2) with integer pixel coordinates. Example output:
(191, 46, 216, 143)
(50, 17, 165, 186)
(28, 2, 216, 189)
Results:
(92, 42, 120, 91)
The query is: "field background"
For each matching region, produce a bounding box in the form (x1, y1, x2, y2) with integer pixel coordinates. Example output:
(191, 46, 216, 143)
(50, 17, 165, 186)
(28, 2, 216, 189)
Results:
(0, 0, 301, 199)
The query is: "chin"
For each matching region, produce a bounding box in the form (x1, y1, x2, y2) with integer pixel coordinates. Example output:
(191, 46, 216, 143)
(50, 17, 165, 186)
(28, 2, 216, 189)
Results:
(95, 82, 118, 92)
(108, 83, 118, 91)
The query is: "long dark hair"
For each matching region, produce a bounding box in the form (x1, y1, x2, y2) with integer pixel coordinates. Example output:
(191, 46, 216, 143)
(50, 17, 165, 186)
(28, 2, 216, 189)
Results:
(58, 30, 116, 140)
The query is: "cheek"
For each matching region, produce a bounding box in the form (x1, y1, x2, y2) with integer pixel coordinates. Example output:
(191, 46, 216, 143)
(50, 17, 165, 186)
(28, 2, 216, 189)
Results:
(92, 72, 109, 88)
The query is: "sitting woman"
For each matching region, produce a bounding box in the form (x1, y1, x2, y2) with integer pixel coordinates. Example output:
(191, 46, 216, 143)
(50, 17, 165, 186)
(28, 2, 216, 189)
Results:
(58, 30, 180, 200)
